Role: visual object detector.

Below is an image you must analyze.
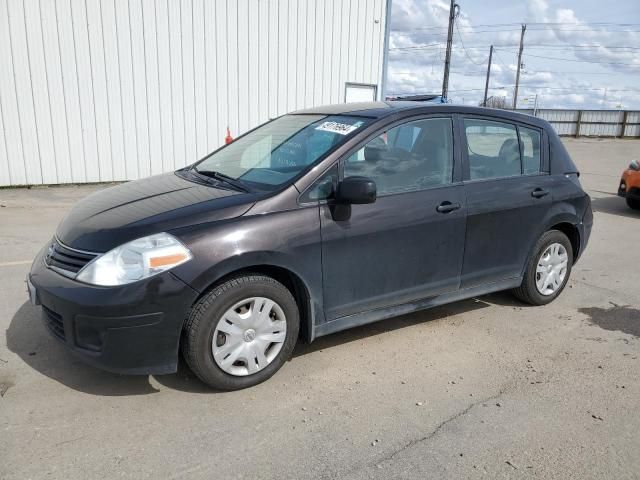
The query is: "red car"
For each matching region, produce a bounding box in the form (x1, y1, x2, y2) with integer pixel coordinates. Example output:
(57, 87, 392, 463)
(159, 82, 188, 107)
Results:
(618, 160, 640, 210)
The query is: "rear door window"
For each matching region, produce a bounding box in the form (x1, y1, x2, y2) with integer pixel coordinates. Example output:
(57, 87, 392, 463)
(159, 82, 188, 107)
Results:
(519, 126, 542, 174)
(464, 119, 521, 180)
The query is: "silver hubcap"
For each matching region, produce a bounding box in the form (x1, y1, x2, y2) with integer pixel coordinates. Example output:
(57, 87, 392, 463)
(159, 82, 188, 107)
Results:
(535, 243, 569, 296)
(212, 297, 287, 376)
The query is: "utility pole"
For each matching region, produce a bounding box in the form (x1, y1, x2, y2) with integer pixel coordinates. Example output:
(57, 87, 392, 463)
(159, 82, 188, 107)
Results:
(513, 23, 526, 109)
(441, 0, 459, 102)
(483, 45, 493, 106)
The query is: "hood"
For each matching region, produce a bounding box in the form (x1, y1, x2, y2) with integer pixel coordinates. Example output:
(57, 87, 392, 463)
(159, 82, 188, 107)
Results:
(56, 172, 257, 252)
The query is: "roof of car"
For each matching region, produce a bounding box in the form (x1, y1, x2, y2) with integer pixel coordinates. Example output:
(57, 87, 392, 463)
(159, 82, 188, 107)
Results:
(291, 101, 416, 117)
(291, 101, 550, 129)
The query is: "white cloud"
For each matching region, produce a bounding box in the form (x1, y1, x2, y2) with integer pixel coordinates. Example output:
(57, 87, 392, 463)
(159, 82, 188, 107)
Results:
(387, 0, 640, 108)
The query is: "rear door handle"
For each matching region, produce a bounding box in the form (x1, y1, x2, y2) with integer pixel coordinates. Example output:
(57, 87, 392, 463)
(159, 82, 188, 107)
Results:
(436, 201, 461, 213)
(531, 188, 550, 199)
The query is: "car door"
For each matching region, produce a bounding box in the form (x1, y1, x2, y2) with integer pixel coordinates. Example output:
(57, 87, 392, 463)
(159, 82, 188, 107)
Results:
(317, 116, 467, 320)
(460, 117, 552, 288)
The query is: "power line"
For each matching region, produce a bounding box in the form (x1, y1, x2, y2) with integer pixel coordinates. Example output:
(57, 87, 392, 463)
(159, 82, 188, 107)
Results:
(388, 86, 640, 96)
(400, 24, 640, 33)
(524, 45, 640, 50)
(397, 47, 640, 74)
(399, 28, 640, 35)
(515, 86, 640, 92)
(390, 18, 640, 104)
(390, 43, 443, 51)
(399, 22, 640, 31)
(454, 21, 488, 66)
(493, 49, 515, 71)
(516, 22, 640, 26)
(391, 44, 640, 52)
(391, 68, 623, 77)
(527, 70, 625, 75)
(446, 45, 640, 50)
(495, 48, 640, 67)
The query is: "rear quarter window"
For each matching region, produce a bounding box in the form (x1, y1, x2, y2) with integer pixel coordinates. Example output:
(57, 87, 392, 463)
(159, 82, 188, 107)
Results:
(519, 126, 542, 174)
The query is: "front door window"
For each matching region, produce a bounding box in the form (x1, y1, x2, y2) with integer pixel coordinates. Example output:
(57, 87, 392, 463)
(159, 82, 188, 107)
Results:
(344, 118, 454, 194)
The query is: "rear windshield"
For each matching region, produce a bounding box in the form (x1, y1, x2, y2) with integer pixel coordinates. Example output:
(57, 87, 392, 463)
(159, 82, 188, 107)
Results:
(194, 114, 369, 190)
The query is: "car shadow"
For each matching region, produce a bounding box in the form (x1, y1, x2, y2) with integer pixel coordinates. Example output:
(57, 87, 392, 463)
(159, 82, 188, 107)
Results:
(292, 297, 491, 358)
(481, 290, 531, 308)
(590, 194, 640, 219)
(6, 302, 161, 396)
(7, 297, 492, 396)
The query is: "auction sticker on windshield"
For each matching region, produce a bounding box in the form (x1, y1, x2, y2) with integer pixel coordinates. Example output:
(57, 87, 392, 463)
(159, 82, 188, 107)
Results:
(315, 121, 363, 135)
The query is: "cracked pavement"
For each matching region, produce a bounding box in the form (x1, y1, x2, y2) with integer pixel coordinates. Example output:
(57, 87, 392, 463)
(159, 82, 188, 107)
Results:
(1, 138, 639, 479)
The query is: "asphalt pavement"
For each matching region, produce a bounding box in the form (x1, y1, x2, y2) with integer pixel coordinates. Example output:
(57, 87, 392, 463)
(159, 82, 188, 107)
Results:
(1, 138, 639, 479)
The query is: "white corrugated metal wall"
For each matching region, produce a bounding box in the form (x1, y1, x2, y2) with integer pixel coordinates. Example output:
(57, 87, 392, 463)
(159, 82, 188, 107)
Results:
(0, 0, 387, 186)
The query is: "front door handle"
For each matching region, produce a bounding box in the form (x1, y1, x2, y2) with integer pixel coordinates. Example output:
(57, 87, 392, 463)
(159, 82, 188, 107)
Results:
(531, 188, 550, 199)
(436, 201, 461, 213)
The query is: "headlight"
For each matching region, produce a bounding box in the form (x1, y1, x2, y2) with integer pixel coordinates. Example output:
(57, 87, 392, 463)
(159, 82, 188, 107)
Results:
(630, 160, 639, 171)
(76, 233, 192, 286)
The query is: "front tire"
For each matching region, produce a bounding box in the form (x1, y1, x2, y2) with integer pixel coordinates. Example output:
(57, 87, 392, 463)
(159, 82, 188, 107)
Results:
(512, 230, 573, 306)
(181, 274, 299, 390)
(627, 197, 640, 210)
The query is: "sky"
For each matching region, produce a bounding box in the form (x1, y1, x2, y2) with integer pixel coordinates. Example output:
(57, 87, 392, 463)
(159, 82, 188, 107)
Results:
(387, 0, 640, 109)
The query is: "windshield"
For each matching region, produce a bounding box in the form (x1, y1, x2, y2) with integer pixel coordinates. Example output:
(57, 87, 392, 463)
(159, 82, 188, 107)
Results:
(193, 114, 369, 190)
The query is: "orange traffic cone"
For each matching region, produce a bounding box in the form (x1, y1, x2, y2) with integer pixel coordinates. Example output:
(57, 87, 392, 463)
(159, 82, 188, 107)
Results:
(225, 127, 233, 144)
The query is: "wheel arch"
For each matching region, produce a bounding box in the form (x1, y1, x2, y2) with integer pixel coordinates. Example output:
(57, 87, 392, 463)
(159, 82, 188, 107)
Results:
(183, 261, 316, 344)
(521, 212, 581, 279)
(541, 208, 582, 261)
(548, 221, 581, 261)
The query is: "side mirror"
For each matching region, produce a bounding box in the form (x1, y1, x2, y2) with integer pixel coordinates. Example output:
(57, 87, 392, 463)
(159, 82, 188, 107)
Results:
(336, 176, 377, 204)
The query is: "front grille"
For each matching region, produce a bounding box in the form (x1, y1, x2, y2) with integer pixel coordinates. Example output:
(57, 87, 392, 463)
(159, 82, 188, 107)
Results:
(43, 306, 65, 340)
(44, 238, 97, 276)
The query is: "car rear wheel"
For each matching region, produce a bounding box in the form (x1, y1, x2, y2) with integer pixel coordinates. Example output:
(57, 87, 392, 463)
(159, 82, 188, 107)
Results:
(181, 274, 299, 390)
(512, 230, 573, 305)
(626, 197, 640, 210)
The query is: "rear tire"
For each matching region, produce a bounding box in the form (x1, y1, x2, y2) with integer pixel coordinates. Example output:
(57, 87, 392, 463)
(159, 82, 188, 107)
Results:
(181, 274, 299, 391)
(512, 230, 573, 306)
(626, 197, 640, 210)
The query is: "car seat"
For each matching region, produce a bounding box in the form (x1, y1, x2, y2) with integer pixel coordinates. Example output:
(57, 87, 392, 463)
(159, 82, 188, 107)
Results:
(497, 138, 521, 177)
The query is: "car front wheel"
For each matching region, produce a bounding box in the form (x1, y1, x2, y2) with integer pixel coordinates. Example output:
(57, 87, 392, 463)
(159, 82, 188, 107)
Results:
(512, 230, 573, 305)
(181, 274, 300, 390)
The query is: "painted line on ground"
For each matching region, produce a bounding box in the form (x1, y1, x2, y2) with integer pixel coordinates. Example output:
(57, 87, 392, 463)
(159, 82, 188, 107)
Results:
(0, 260, 32, 267)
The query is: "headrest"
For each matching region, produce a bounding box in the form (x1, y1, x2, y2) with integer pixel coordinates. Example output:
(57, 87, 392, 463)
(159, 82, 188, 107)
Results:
(499, 138, 520, 158)
(364, 137, 387, 162)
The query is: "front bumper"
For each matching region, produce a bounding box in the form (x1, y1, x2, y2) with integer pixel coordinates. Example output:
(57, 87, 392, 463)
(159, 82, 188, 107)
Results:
(618, 184, 640, 200)
(618, 170, 640, 200)
(28, 247, 199, 375)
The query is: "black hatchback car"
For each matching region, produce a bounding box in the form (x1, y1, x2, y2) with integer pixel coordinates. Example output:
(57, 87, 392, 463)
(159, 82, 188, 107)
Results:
(28, 102, 592, 390)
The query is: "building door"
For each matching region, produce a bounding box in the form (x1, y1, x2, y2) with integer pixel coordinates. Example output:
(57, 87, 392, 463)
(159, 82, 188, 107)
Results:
(344, 83, 378, 103)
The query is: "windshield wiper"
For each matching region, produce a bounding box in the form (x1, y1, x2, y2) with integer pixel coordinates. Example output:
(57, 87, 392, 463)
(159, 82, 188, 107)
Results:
(191, 167, 249, 192)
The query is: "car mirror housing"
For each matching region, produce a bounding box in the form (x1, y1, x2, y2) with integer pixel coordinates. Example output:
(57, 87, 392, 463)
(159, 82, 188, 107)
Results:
(336, 176, 377, 204)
